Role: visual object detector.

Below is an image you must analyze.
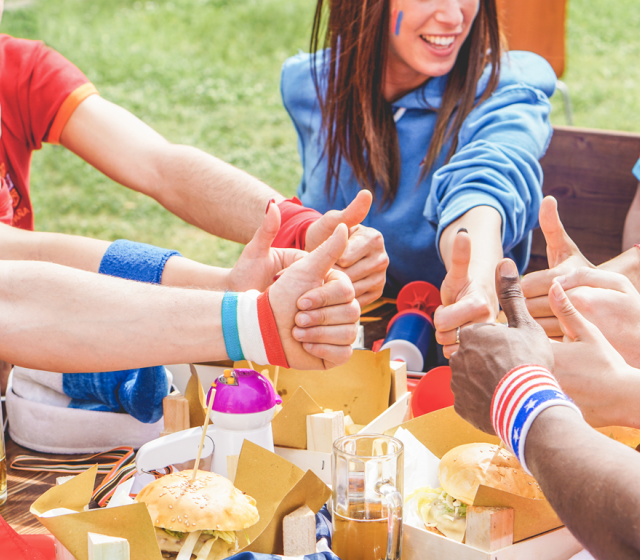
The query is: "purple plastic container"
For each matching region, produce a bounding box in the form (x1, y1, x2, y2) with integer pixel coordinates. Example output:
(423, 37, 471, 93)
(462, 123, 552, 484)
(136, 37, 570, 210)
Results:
(208, 369, 281, 414)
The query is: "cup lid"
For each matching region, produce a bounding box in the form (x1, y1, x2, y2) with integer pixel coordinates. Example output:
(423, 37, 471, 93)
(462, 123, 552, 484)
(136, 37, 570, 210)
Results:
(209, 368, 281, 414)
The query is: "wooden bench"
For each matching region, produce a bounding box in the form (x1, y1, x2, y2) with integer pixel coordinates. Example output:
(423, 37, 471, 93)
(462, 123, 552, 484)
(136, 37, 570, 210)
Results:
(527, 125, 640, 273)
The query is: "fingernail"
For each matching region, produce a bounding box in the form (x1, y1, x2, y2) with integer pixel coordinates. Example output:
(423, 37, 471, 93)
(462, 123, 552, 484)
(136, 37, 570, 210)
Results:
(297, 313, 310, 326)
(457, 227, 468, 234)
(299, 298, 312, 310)
(499, 259, 518, 279)
(293, 327, 305, 340)
(550, 281, 565, 300)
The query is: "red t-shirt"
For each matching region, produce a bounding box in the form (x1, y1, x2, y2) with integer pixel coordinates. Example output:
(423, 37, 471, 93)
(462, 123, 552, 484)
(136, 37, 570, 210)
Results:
(0, 34, 98, 229)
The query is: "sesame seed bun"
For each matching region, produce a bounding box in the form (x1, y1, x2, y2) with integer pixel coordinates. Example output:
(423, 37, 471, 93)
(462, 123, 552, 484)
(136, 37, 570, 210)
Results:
(135, 470, 259, 533)
(438, 443, 543, 505)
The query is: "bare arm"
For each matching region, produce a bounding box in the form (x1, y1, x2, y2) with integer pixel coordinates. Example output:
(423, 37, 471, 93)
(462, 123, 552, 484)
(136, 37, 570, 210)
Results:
(524, 196, 640, 338)
(0, 260, 227, 372)
(59, 95, 284, 244)
(622, 181, 640, 252)
(59, 96, 389, 303)
(0, 203, 319, 293)
(0, 225, 359, 373)
(599, 246, 640, 292)
(435, 206, 503, 356)
(451, 259, 640, 559)
(439, 205, 504, 305)
(0, 222, 231, 289)
(526, 407, 640, 559)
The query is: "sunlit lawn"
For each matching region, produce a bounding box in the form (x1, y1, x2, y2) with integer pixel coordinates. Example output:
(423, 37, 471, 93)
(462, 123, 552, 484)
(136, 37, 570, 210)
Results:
(2, 0, 639, 267)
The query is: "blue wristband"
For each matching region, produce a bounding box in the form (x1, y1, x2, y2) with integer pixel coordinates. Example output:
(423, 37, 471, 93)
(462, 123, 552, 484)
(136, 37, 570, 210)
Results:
(633, 158, 640, 182)
(222, 292, 245, 361)
(99, 239, 181, 284)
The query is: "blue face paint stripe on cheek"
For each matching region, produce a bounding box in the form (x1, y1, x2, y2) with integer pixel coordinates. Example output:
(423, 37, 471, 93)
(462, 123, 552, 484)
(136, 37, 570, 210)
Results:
(395, 10, 403, 36)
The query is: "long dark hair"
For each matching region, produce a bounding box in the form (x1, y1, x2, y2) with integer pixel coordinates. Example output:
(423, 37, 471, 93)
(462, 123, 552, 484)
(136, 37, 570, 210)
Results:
(310, 0, 504, 206)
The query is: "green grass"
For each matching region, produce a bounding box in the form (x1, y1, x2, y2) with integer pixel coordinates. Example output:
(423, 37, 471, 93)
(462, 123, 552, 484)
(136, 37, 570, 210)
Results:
(550, 0, 640, 129)
(2, 0, 316, 266)
(1, 0, 639, 267)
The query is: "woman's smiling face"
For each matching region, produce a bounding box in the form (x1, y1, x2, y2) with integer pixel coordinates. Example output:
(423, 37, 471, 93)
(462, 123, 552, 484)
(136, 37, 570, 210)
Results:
(386, 0, 480, 96)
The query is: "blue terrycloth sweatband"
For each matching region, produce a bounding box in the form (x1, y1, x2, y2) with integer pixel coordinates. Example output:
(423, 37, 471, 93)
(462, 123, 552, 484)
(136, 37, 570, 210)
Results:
(633, 158, 640, 182)
(63, 239, 180, 423)
(222, 292, 244, 361)
(99, 239, 181, 284)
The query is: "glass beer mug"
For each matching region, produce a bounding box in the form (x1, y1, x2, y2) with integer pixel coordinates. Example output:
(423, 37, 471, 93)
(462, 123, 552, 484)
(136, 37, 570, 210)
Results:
(332, 434, 404, 560)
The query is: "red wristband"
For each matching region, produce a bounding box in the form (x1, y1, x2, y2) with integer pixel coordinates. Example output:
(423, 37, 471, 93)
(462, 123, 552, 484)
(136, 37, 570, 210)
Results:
(257, 287, 290, 368)
(272, 197, 322, 250)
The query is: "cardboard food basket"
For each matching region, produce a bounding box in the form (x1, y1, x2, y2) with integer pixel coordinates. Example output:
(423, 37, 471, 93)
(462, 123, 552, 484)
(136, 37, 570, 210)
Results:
(169, 349, 411, 485)
(30, 442, 330, 560)
(391, 407, 583, 560)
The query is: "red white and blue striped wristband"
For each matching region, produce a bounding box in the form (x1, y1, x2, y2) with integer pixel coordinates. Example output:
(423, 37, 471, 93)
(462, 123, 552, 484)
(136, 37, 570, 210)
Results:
(221, 287, 289, 368)
(491, 364, 582, 474)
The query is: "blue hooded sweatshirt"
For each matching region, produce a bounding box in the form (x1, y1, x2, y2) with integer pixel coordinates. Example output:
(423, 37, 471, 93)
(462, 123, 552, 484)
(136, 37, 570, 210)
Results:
(281, 50, 556, 295)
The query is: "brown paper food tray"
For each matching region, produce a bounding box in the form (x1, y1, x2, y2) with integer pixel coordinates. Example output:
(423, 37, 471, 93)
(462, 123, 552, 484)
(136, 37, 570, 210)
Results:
(403, 525, 582, 560)
(390, 407, 567, 548)
(30, 442, 330, 559)
(272, 362, 408, 448)
(274, 391, 410, 484)
(268, 354, 409, 483)
(239, 349, 397, 426)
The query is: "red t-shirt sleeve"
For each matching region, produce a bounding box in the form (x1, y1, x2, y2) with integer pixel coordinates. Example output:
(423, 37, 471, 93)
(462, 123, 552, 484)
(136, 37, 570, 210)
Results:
(6, 37, 97, 150)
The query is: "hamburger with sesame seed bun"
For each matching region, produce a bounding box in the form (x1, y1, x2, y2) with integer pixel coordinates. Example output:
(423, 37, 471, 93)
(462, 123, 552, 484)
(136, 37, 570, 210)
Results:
(407, 443, 543, 542)
(135, 470, 259, 560)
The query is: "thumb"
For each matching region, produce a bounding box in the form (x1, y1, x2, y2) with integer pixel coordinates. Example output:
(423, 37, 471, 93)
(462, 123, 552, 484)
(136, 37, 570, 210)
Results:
(548, 280, 595, 341)
(319, 191, 372, 230)
(441, 230, 471, 305)
(303, 223, 350, 280)
(243, 201, 280, 257)
(495, 258, 535, 329)
(539, 196, 577, 267)
(338, 190, 372, 228)
(304, 191, 372, 251)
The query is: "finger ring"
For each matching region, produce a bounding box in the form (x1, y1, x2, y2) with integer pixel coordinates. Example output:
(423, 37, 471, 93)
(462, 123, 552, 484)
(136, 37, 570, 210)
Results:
(455, 327, 461, 345)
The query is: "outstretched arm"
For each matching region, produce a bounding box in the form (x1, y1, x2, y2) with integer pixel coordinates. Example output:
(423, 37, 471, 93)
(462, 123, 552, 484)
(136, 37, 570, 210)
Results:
(599, 246, 640, 290)
(434, 206, 503, 357)
(522, 196, 640, 338)
(0, 222, 231, 289)
(59, 96, 387, 305)
(60, 95, 283, 244)
(0, 260, 229, 372)
(0, 225, 358, 373)
(451, 259, 640, 559)
(0, 204, 308, 293)
(622, 181, 640, 251)
(525, 406, 640, 560)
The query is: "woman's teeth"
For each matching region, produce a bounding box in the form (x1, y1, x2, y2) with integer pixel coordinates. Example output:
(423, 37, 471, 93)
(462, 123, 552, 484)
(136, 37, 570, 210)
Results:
(421, 35, 456, 48)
